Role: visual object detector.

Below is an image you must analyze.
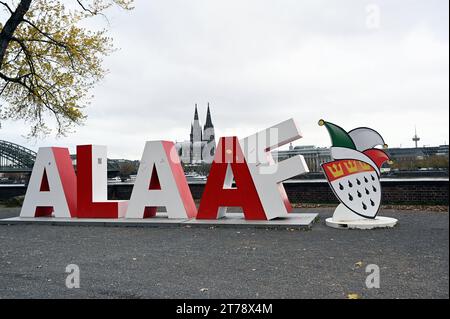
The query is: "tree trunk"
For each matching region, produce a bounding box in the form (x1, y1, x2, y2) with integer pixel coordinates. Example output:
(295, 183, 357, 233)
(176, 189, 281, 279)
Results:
(0, 0, 32, 68)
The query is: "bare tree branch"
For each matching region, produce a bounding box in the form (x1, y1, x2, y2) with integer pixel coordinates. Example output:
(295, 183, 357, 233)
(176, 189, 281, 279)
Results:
(0, 1, 14, 14)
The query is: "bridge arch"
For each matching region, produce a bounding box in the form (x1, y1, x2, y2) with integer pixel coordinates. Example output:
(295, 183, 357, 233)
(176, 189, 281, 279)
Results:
(1, 141, 123, 174)
(0, 140, 37, 172)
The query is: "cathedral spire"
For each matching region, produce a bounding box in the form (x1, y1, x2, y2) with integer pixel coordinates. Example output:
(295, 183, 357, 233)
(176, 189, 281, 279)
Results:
(194, 104, 199, 120)
(204, 102, 213, 128)
(192, 104, 202, 145)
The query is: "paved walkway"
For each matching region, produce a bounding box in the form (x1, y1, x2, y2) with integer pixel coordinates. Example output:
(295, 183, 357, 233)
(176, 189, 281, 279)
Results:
(0, 207, 448, 298)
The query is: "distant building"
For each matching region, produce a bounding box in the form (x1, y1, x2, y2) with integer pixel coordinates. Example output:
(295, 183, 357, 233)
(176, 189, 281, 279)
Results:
(175, 104, 216, 164)
(272, 144, 449, 173)
(272, 145, 332, 172)
(385, 145, 449, 162)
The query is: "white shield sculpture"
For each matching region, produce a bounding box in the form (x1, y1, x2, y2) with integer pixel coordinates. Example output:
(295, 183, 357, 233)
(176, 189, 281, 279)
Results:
(319, 120, 398, 229)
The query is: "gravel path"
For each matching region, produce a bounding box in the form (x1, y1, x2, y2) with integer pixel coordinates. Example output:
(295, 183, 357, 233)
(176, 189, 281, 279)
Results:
(0, 207, 448, 299)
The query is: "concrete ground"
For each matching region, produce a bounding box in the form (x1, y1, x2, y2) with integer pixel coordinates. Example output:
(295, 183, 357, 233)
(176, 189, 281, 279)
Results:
(0, 206, 448, 299)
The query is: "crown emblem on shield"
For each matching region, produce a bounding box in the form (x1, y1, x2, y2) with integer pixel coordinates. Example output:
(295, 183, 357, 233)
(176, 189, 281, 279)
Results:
(327, 163, 344, 178)
(343, 161, 358, 173)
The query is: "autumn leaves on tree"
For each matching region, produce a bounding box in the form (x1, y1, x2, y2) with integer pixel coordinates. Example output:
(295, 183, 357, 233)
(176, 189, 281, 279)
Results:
(0, 0, 133, 136)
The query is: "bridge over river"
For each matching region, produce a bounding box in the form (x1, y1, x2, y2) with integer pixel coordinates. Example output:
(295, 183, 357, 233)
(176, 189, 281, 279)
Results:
(0, 140, 120, 174)
(0, 140, 36, 173)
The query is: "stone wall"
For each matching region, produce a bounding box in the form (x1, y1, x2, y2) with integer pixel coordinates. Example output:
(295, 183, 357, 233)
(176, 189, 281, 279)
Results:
(107, 179, 449, 206)
(1, 179, 448, 206)
(187, 180, 449, 206)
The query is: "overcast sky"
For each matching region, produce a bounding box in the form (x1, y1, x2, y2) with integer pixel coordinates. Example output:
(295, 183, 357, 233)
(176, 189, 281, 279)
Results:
(1, 0, 449, 159)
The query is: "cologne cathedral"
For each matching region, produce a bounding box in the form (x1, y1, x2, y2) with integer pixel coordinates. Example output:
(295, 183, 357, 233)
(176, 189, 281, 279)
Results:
(175, 103, 216, 164)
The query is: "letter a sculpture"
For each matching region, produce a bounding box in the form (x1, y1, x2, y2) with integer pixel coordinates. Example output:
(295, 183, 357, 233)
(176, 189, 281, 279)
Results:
(319, 120, 398, 229)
